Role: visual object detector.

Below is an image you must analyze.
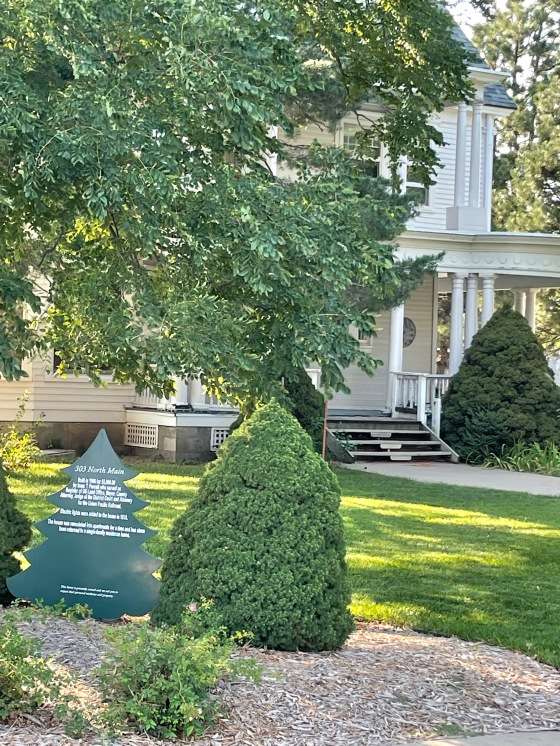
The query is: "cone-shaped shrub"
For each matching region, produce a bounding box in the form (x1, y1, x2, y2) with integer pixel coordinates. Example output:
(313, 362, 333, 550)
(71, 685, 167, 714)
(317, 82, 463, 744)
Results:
(0, 466, 31, 604)
(152, 401, 353, 651)
(441, 306, 560, 461)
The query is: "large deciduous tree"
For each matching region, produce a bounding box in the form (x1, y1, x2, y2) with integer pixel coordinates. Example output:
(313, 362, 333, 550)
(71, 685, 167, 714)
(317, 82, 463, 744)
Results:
(0, 0, 472, 405)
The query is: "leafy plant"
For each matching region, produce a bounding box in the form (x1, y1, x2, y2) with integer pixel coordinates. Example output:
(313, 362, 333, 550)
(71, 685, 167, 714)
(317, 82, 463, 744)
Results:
(0, 615, 88, 736)
(0, 620, 56, 720)
(483, 441, 560, 476)
(0, 395, 40, 471)
(153, 401, 353, 651)
(0, 466, 31, 605)
(441, 306, 560, 461)
(98, 602, 258, 740)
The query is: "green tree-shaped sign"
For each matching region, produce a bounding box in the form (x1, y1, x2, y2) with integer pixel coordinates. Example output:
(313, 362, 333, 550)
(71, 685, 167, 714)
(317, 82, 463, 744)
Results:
(8, 430, 160, 619)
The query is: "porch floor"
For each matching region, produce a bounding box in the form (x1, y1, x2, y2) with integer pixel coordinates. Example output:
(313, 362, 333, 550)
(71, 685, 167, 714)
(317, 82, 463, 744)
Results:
(344, 460, 560, 497)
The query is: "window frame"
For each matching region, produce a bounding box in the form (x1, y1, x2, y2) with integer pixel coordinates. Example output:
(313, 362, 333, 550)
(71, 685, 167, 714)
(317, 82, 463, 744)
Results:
(404, 159, 430, 207)
(336, 121, 385, 179)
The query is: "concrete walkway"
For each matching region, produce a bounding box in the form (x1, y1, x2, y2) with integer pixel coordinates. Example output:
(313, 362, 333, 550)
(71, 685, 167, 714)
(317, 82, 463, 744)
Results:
(345, 460, 560, 496)
(412, 732, 560, 745)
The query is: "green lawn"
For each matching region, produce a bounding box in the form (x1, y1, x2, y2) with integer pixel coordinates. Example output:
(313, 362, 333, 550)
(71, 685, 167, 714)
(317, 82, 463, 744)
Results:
(8, 460, 560, 667)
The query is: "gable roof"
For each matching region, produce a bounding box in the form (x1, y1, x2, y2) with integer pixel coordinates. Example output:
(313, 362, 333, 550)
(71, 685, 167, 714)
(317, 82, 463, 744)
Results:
(453, 25, 516, 110)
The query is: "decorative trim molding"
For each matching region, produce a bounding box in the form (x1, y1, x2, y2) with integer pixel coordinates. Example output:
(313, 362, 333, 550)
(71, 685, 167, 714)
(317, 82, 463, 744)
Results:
(398, 230, 560, 279)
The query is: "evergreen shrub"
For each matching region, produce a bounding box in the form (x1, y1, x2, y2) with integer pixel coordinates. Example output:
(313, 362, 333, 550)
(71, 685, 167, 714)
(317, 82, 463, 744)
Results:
(0, 467, 31, 604)
(284, 367, 324, 452)
(152, 401, 353, 651)
(441, 306, 560, 461)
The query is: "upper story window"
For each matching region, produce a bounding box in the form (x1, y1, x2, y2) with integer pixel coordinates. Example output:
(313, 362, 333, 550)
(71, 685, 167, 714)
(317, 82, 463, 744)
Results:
(342, 124, 381, 178)
(405, 161, 429, 206)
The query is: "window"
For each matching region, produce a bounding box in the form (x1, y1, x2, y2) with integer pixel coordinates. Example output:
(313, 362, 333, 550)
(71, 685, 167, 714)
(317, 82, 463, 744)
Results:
(405, 161, 429, 206)
(342, 125, 381, 178)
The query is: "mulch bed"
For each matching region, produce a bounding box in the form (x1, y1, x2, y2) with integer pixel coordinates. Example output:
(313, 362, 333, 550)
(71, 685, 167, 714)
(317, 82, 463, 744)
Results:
(1, 612, 559, 745)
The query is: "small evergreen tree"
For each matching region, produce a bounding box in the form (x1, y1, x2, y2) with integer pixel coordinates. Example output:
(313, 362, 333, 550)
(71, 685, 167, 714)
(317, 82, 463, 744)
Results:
(152, 401, 353, 651)
(0, 466, 31, 604)
(284, 368, 325, 452)
(441, 306, 560, 461)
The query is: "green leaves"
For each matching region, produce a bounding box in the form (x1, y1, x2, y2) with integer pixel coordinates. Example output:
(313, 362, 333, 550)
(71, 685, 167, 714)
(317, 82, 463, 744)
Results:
(0, 0, 467, 401)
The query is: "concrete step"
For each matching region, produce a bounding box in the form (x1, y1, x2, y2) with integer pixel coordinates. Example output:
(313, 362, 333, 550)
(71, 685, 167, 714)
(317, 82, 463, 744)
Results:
(330, 428, 424, 436)
(354, 450, 452, 459)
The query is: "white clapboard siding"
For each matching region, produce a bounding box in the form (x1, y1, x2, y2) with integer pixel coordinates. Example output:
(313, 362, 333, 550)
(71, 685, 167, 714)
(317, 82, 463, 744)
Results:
(402, 276, 436, 373)
(0, 356, 136, 423)
(329, 277, 436, 411)
(408, 106, 489, 232)
(0, 381, 35, 421)
(329, 310, 391, 411)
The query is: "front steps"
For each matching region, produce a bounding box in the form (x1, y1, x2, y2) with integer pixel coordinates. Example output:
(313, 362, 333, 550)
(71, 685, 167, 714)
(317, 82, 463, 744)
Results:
(328, 415, 455, 463)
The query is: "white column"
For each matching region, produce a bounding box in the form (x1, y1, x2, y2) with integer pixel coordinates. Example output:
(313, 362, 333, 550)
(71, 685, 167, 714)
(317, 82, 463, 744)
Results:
(386, 303, 405, 409)
(525, 289, 537, 332)
(483, 114, 495, 231)
(449, 273, 466, 375)
(480, 273, 495, 326)
(514, 290, 527, 316)
(188, 378, 206, 408)
(454, 102, 468, 207)
(469, 101, 483, 208)
(464, 274, 479, 349)
(171, 378, 189, 407)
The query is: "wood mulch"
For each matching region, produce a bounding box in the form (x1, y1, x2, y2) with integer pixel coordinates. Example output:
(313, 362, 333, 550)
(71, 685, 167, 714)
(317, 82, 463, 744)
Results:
(1, 612, 559, 745)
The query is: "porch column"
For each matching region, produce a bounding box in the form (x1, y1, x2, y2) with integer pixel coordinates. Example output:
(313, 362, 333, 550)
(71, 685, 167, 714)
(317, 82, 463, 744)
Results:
(514, 290, 527, 316)
(480, 272, 495, 327)
(454, 102, 468, 207)
(468, 101, 483, 208)
(386, 303, 405, 409)
(464, 274, 479, 349)
(524, 289, 537, 331)
(449, 272, 466, 375)
(188, 378, 206, 408)
(171, 378, 189, 407)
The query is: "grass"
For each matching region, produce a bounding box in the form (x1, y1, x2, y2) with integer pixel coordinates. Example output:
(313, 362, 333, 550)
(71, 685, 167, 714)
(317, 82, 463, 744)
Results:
(8, 460, 560, 667)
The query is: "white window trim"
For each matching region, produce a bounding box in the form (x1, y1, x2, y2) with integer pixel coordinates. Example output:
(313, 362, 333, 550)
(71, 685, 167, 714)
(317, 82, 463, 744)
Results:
(335, 120, 389, 179)
(404, 158, 430, 207)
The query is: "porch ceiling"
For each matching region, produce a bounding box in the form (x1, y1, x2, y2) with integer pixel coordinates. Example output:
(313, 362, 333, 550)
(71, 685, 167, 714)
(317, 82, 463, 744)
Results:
(398, 229, 560, 284)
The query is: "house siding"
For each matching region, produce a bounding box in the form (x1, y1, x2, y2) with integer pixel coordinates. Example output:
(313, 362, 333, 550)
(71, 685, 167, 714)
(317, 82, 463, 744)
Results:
(330, 277, 436, 411)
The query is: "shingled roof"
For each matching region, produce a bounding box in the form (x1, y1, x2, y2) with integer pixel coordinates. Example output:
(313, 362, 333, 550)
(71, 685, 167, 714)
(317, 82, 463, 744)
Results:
(453, 25, 516, 110)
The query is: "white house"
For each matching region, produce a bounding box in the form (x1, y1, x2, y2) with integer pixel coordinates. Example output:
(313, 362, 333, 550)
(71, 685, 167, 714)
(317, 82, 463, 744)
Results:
(3, 29, 560, 462)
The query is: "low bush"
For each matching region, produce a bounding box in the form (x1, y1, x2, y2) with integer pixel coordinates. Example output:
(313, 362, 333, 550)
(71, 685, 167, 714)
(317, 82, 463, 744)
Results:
(99, 603, 258, 740)
(0, 619, 59, 721)
(0, 467, 32, 605)
(0, 395, 40, 471)
(152, 401, 353, 651)
(483, 441, 560, 476)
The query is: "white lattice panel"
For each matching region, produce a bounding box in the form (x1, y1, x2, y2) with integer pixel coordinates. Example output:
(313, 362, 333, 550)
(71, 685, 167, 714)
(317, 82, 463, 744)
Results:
(210, 427, 230, 452)
(125, 423, 158, 449)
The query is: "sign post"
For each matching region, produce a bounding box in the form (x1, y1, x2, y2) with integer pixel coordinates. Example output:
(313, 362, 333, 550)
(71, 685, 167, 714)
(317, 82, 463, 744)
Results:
(8, 429, 160, 619)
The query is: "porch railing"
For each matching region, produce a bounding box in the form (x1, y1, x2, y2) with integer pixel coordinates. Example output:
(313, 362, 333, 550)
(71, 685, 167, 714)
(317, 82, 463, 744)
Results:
(390, 372, 452, 435)
(133, 390, 173, 411)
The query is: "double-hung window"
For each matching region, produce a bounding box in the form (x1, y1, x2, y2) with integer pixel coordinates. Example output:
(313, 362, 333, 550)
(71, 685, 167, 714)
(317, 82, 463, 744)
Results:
(342, 124, 382, 178)
(405, 161, 429, 206)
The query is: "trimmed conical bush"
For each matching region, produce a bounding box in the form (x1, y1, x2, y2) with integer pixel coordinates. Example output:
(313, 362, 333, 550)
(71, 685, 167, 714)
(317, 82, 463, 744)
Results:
(152, 401, 353, 651)
(441, 306, 560, 461)
(0, 466, 31, 604)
